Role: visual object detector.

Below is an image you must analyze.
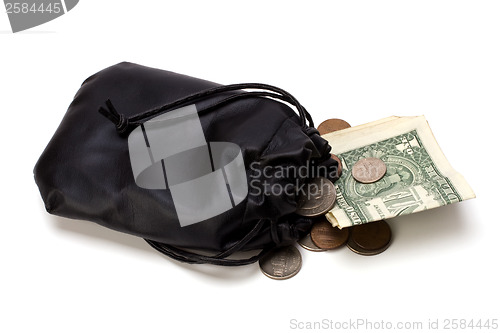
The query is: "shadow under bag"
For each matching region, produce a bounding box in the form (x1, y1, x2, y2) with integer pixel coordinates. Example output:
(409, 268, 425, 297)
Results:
(34, 62, 339, 266)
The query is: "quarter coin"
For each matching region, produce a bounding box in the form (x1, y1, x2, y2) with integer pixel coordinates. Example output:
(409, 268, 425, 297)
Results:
(317, 118, 351, 135)
(310, 218, 349, 250)
(352, 157, 387, 183)
(296, 177, 337, 217)
(259, 246, 302, 280)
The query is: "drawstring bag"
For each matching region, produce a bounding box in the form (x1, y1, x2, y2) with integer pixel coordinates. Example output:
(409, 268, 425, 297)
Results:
(34, 62, 339, 266)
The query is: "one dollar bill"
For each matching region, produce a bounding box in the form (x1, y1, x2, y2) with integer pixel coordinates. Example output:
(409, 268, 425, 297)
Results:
(322, 116, 475, 228)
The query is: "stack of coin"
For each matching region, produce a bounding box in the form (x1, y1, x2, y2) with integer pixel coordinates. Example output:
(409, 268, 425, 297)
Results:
(259, 119, 395, 279)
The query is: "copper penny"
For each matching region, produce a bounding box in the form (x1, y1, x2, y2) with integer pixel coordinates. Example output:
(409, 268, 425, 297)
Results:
(317, 118, 351, 135)
(350, 220, 392, 251)
(310, 219, 349, 250)
(352, 157, 387, 183)
(347, 236, 391, 256)
(331, 153, 343, 178)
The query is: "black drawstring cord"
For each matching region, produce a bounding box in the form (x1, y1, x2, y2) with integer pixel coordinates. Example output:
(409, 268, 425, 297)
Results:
(145, 219, 271, 266)
(270, 220, 281, 245)
(98, 83, 315, 136)
(213, 218, 266, 259)
(129, 83, 309, 126)
(145, 240, 273, 266)
(198, 90, 315, 127)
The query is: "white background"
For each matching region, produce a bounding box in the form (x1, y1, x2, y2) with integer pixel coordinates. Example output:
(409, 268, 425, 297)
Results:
(1, 1, 499, 332)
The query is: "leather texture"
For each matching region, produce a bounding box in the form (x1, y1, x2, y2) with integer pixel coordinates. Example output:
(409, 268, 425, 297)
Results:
(34, 62, 339, 260)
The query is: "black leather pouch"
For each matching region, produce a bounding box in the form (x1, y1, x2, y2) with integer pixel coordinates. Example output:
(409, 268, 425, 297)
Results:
(34, 62, 339, 265)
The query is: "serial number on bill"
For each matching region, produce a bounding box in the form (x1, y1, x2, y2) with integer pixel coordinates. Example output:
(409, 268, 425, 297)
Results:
(5, 2, 62, 14)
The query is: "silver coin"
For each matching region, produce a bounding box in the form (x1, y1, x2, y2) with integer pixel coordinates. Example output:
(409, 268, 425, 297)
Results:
(352, 157, 387, 183)
(295, 177, 337, 217)
(298, 233, 326, 252)
(259, 246, 302, 280)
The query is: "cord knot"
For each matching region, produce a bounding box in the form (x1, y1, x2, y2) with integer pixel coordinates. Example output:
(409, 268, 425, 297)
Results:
(98, 99, 130, 135)
(116, 113, 129, 134)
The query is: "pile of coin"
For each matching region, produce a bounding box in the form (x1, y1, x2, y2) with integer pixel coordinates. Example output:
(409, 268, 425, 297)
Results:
(259, 118, 394, 280)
